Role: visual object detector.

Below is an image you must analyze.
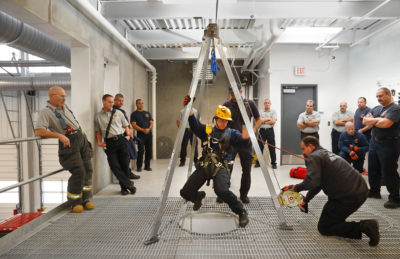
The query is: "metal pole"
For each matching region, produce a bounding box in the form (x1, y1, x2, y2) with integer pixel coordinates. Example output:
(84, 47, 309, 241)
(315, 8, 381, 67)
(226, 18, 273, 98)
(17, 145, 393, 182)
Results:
(215, 40, 291, 230)
(144, 37, 211, 245)
(0, 136, 41, 144)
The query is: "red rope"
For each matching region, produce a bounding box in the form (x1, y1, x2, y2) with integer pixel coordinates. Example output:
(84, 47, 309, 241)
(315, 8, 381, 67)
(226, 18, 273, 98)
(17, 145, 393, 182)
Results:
(256, 137, 306, 161)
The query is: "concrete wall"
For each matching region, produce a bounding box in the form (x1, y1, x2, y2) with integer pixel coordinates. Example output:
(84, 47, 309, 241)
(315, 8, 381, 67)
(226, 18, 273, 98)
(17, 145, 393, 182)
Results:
(153, 60, 231, 158)
(2, 0, 149, 193)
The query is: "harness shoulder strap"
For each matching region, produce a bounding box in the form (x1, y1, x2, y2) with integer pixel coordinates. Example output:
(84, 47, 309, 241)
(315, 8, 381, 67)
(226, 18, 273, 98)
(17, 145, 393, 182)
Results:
(47, 105, 67, 130)
(105, 109, 117, 139)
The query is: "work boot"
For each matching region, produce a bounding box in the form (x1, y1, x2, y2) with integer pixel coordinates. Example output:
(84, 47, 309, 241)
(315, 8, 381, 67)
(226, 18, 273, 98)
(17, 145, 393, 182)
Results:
(239, 211, 249, 228)
(360, 219, 380, 246)
(130, 172, 140, 180)
(254, 162, 260, 168)
(179, 161, 185, 167)
(121, 188, 129, 195)
(272, 164, 277, 169)
(216, 196, 224, 203)
(367, 191, 381, 199)
(71, 204, 84, 213)
(84, 201, 95, 210)
(384, 200, 400, 209)
(144, 167, 152, 171)
(240, 195, 250, 204)
(193, 191, 206, 211)
(128, 186, 137, 195)
(136, 168, 142, 172)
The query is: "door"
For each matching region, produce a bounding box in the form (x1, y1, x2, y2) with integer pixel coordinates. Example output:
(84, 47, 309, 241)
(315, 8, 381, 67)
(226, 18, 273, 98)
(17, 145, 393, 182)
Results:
(281, 85, 317, 165)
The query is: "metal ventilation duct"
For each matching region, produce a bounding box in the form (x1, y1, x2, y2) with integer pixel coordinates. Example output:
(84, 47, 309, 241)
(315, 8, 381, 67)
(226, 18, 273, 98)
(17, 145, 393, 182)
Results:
(0, 76, 71, 90)
(0, 11, 71, 67)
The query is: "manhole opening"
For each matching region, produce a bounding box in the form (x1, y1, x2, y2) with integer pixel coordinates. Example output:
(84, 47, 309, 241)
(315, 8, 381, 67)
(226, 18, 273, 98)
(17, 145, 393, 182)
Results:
(178, 211, 238, 235)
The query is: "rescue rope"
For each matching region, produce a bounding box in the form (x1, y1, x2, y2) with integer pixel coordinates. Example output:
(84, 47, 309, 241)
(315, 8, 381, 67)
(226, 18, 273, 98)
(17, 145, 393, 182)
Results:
(257, 136, 306, 161)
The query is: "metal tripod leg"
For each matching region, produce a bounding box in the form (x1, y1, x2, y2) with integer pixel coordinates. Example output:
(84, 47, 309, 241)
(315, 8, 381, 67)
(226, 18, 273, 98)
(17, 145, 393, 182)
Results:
(215, 40, 292, 230)
(144, 37, 212, 245)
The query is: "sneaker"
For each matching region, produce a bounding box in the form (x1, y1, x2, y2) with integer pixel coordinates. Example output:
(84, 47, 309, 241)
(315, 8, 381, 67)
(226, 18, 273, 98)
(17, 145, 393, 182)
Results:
(136, 168, 142, 172)
(238, 211, 249, 228)
(193, 191, 206, 211)
(128, 186, 137, 195)
(216, 197, 224, 203)
(144, 167, 152, 171)
(360, 219, 380, 246)
(272, 164, 277, 169)
(384, 200, 400, 209)
(178, 162, 185, 167)
(121, 189, 129, 195)
(130, 172, 141, 180)
(71, 204, 84, 213)
(367, 191, 381, 199)
(240, 195, 250, 204)
(84, 201, 95, 210)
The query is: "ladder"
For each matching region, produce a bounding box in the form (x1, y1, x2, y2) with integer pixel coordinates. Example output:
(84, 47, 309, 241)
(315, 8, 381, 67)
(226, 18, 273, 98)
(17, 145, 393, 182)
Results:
(145, 24, 291, 245)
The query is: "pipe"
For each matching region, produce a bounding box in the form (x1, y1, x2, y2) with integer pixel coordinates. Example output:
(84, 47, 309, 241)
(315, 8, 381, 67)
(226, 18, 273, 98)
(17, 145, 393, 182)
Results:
(242, 42, 266, 70)
(0, 76, 71, 90)
(350, 19, 400, 47)
(0, 11, 71, 67)
(66, 0, 158, 159)
(0, 60, 61, 67)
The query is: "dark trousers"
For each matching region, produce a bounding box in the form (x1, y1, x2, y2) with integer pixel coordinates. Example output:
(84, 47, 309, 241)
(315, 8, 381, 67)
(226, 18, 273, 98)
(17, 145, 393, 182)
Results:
(318, 198, 365, 239)
(232, 145, 252, 197)
(368, 138, 400, 202)
(180, 168, 245, 215)
(59, 130, 93, 206)
(301, 132, 319, 140)
(180, 128, 198, 164)
(338, 151, 365, 173)
(105, 136, 132, 189)
(258, 128, 277, 165)
(331, 129, 341, 155)
(137, 133, 152, 169)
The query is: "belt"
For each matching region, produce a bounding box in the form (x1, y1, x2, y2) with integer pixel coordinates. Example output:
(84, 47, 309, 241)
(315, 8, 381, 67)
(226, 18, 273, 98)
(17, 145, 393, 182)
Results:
(66, 129, 80, 136)
(373, 135, 398, 141)
(260, 127, 273, 130)
(106, 134, 124, 141)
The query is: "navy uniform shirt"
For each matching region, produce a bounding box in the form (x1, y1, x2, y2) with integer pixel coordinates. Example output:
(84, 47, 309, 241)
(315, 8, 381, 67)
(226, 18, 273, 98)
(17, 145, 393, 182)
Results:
(370, 103, 400, 138)
(130, 110, 153, 135)
(223, 99, 260, 132)
(338, 131, 369, 155)
(354, 107, 371, 131)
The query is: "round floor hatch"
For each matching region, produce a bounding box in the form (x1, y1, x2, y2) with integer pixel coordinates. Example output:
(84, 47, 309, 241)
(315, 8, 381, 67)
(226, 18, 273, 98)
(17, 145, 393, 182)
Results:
(178, 211, 238, 235)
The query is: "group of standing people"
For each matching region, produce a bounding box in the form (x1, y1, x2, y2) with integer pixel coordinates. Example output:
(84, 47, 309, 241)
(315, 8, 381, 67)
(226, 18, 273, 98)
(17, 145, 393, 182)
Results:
(34, 87, 154, 212)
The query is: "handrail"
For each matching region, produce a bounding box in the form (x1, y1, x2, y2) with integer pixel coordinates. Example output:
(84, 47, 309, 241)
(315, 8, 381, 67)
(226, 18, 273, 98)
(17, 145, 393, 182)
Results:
(0, 136, 42, 145)
(0, 168, 64, 193)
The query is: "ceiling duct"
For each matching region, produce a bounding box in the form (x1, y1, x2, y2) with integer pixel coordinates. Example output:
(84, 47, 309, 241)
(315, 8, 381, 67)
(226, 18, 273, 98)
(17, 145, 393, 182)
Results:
(0, 75, 71, 90)
(0, 11, 71, 67)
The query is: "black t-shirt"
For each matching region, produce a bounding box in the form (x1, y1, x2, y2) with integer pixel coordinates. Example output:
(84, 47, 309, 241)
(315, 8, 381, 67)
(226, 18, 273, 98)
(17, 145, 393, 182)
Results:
(223, 99, 260, 132)
(370, 103, 400, 138)
(130, 110, 153, 130)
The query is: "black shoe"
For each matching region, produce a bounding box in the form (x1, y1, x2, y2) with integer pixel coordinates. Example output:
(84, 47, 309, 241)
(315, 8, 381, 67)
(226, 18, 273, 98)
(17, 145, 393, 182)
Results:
(272, 164, 277, 169)
(179, 162, 185, 167)
(193, 191, 206, 211)
(239, 211, 249, 228)
(216, 197, 224, 203)
(384, 200, 400, 209)
(367, 191, 381, 199)
(360, 219, 380, 246)
(121, 189, 129, 195)
(254, 163, 260, 168)
(240, 195, 250, 204)
(130, 172, 141, 180)
(144, 167, 152, 171)
(136, 168, 142, 172)
(128, 186, 136, 195)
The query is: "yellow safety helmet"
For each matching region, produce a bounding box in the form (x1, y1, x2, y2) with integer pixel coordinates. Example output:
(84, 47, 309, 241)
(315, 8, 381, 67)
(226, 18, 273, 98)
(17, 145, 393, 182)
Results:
(215, 105, 232, 121)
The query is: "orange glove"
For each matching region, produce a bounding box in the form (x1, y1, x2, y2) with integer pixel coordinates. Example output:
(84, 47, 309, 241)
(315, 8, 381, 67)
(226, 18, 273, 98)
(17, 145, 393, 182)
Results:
(349, 145, 359, 152)
(299, 201, 308, 213)
(281, 185, 296, 192)
(349, 151, 359, 160)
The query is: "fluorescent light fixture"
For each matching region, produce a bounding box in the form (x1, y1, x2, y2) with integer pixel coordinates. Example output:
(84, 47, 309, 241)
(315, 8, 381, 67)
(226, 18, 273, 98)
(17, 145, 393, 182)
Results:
(279, 27, 343, 44)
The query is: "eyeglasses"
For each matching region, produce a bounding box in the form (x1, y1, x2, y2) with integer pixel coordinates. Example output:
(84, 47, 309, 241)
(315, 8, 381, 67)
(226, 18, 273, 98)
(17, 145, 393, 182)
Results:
(51, 94, 66, 98)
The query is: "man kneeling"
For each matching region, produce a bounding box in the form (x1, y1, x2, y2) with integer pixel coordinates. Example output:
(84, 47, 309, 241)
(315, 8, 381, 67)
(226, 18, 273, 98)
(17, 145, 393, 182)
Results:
(282, 136, 379, 246)
(180, 104, 249, 227)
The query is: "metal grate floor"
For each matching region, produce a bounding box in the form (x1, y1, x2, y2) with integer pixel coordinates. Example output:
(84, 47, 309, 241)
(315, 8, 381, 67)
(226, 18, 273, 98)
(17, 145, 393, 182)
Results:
(1, 196, 400, 258)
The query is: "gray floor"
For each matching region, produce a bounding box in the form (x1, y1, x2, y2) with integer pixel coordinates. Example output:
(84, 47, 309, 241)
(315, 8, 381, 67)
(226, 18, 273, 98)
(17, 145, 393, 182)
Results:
(1, 195, 399, 258)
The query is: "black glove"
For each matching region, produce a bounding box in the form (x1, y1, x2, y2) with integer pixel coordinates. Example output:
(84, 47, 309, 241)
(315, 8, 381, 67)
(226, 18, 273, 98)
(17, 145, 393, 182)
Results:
(281, 185, 296, 192)
(299, 201, 308, 213)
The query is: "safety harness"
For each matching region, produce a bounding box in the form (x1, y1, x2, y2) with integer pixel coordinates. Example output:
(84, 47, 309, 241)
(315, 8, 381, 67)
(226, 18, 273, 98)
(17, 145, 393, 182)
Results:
(195, 124, 232, 186)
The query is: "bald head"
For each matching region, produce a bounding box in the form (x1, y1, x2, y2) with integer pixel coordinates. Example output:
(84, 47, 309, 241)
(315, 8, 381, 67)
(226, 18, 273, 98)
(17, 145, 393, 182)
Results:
(48, 86, 66, 108)
(345, 121, 355, 136)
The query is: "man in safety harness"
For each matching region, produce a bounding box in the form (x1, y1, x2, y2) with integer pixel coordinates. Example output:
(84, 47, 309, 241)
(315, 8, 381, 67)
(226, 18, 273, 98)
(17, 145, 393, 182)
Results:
(180, 103, 250, 227)
(35, 86, 94, 213)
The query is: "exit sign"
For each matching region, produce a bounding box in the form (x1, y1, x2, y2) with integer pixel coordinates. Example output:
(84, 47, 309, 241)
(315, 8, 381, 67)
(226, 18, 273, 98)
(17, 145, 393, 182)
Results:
(294, 66, 306, 76)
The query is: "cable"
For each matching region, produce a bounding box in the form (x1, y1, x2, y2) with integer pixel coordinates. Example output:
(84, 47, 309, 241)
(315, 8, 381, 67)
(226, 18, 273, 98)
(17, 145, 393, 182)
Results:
(257, 137, 306, 161)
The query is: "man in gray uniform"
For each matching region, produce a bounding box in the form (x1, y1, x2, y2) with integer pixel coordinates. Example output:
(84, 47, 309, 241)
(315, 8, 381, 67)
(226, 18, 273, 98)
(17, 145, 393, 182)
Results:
(282, 136, 379, 246)
(95, 94, 136, 195)
(35, 86, 94, 213)
(297, 100, 321, 139)
(331, 101, 354, 154)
